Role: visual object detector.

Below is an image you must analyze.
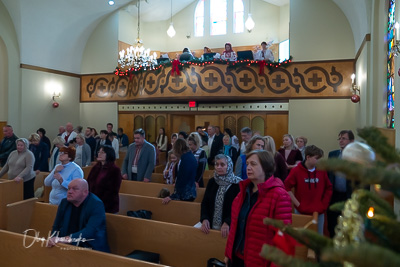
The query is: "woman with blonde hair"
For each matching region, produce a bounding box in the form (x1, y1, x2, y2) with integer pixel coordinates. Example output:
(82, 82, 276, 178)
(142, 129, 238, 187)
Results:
(28, 133, 49, 173)
(278, 134, 302, 171)
(295, 136, 308, 160)
(234, 136, 266, 179)
(188, 132, 207, 187)
(264, 136, 288, 181)
(75, 133, 92, 167)
(49, 136, 65, 171)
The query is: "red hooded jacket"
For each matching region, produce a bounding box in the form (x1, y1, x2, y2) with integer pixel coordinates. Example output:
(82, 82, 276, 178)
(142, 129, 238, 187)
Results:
(284, 162, 333, 214)
(225, 177, 292, 267)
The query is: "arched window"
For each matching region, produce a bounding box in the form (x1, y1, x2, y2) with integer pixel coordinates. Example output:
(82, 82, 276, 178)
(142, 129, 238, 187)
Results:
(210, 0, 227, 35)
(194, 0, 205, 37)
(195, 0, 244, 36)
(233, 0, 244, 33)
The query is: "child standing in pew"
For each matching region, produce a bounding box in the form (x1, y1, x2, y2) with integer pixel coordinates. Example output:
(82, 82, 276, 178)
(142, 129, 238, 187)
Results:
(284, 145, 333, 235)
(163, 152, 177, 184)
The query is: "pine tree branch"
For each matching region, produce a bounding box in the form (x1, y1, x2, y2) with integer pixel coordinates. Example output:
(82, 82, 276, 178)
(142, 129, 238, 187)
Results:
(321, 243, 400, 266)
(355, 190, 396, 219)
(318, 159, 400, 198)
(357, 127, 400, 164)
(263, 218, 333, 253)
(260, 244, 318, 267)
(329, 201, 345, 212)
(367, 214, 400, 253)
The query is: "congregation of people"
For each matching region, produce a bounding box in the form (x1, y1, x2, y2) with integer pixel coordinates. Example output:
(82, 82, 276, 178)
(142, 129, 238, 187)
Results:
(0, 122, 356, 265)
(175, 41, 275, 63)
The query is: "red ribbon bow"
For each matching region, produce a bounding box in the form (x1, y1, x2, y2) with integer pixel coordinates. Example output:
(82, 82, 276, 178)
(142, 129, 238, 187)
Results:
(171, 59, 180, 76)
(258, 60, 265, 76)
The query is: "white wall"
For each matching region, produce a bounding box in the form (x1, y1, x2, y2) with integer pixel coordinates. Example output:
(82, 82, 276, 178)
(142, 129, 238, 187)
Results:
(289, 99, 357, 155)
(81, 12, 119, 74)
(0, 1, 21, 132)
(290, 0, 355, 60)
(118, 0, 289, 53)
(79, 102, 118, 134)
(279, 4, 290, 41)
(20, 69, 81, 140)
(0, 38, 8, 121)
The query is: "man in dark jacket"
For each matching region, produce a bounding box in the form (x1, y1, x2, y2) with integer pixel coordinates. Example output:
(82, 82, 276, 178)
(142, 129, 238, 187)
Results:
(47, 179, 110, 252)
(0, 125, 18, 167)
(327, 130, 354, 237)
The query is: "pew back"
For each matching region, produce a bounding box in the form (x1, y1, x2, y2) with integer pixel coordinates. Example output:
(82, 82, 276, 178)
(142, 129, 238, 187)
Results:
(119, 193, 200, 226)
(0, 179, 23, 229)
(119, 180, 205, 202)
(8, 201, 225, 267)
(0, 230, 167, 267)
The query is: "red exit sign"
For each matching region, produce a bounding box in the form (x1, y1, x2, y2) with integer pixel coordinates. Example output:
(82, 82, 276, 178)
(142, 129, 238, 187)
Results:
(188, 101, 197, 108)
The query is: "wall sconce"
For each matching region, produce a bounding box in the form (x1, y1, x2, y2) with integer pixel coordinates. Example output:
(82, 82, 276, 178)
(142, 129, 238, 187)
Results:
(52, 90, 61, 108)
(350, 73, 360, 103)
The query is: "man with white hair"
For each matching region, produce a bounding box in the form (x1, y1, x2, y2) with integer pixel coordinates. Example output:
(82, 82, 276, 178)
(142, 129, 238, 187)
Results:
(61, 122, 77, 144)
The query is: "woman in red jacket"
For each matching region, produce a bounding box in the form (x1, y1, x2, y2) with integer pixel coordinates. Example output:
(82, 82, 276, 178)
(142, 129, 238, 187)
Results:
(225, 150, 292, 267)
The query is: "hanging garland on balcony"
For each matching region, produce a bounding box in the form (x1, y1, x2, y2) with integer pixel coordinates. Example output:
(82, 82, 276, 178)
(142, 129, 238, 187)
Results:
(114, 56, 293, 77)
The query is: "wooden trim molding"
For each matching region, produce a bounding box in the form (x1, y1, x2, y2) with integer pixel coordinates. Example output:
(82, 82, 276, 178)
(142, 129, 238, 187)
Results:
(81, 59, 354, 102)
(20, 64, 81, 78)
(354, 34, 371, 65)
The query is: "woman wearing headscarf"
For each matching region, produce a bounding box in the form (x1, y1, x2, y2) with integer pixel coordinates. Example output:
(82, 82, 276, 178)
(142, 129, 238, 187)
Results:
(0, 138, 36, 199)
(200, 154, 241, 238)
(221, 42, 237, 61)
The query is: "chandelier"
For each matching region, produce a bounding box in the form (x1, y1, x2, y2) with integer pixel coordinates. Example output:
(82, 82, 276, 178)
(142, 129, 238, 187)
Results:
(118, 0, 158, 70)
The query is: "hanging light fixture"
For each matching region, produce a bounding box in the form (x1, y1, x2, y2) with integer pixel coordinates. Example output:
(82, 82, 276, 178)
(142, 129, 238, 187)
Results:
(245, 0, 255, 32)
(118, 0, 157, 70)
(167, 0, 176, 37)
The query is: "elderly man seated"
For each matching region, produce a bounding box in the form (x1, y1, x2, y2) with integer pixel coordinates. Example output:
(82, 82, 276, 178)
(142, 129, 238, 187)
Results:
(47, 179, 110, 252)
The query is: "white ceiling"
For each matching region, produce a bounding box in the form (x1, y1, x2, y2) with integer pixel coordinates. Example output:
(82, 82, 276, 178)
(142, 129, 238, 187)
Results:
(1, 0, 367, 73)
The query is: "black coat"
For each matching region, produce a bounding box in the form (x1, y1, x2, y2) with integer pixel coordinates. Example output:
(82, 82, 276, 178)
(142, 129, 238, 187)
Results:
(207, 134, 224, 166)
(200, 178, 240, 227)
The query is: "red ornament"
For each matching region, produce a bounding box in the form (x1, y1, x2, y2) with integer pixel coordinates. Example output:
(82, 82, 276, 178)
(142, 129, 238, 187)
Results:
(52, 102, 59, 108)
(351, 94, 360, 103)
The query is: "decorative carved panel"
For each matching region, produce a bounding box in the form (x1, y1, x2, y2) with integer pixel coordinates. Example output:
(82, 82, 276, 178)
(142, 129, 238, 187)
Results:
(81, 60, 353, 102)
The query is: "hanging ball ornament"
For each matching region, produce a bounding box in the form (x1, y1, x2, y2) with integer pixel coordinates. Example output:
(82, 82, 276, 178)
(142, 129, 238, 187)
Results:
(52, 102, 59, 108)
(351, 94, 360, 103)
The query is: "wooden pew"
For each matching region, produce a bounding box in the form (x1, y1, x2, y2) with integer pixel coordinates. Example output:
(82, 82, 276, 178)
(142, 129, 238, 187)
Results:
(202, 169, 214, 187)
(7, 200, 316, 266)
(0, 230, 167, 267)
(118, 193, 200, 226)
(8, 201, 225, 267)
(119, 180, 205, 203)
(153, 165, 166, 174)
(116, 151, 127, 169)
(34, 172, 49, 201)
(150, 172, 165, 183)
(82, 165, 93, 179)
(0, 179, 23, 229)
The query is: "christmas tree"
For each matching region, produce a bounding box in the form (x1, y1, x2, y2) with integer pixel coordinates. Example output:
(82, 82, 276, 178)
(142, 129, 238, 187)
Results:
(260, 127, 400, 267)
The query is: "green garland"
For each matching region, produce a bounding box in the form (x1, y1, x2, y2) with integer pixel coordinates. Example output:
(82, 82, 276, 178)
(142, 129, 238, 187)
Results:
(114, 56, 293, 77)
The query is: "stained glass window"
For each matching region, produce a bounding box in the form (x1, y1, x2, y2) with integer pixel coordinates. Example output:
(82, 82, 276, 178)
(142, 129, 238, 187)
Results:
(387, 0, 396, 128)
(210, 0, 227, 35)
(233, 0, 244, 33)
(194, 0, 204, 37)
